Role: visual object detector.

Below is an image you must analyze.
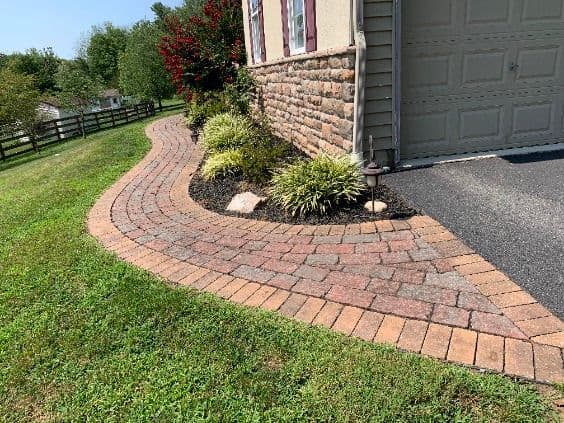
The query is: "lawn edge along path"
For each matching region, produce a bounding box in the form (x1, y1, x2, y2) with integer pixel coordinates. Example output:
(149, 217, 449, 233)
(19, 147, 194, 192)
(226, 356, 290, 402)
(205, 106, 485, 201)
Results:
(88, 115, 563, 384)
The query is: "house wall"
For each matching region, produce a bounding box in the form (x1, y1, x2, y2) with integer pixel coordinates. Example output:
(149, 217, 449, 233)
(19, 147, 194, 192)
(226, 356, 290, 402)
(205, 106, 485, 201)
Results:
(243, 1, 355, 156)
(250, 47, 356, 157)
(243, 0, 352, 64)
(363, 0, 395, 164)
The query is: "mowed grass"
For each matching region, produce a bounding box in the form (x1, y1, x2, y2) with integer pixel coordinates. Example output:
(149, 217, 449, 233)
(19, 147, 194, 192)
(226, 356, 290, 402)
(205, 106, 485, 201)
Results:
(0, 117, 557, 422)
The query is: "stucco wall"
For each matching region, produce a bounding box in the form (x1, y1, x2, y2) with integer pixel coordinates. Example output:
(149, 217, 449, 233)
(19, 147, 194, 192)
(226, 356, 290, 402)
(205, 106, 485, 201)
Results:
(242, 0, 352, 64)
(316, 1, 352, 53)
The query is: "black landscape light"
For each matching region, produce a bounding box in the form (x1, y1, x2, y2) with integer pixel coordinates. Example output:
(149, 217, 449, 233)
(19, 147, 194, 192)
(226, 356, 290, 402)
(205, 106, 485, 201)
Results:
(190, 130, 199, 144)
(362, 135, 385, 213)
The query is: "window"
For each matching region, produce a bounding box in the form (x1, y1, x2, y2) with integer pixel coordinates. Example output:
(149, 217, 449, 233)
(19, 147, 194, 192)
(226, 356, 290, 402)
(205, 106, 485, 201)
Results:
(250, 0, 263, 63)
(282, 0, 316, 57)
(288, 0, 305, 54)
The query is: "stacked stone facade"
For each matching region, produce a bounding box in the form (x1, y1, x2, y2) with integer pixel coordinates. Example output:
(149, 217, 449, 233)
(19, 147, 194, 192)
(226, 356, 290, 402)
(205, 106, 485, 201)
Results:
(249, 47, 356, 157)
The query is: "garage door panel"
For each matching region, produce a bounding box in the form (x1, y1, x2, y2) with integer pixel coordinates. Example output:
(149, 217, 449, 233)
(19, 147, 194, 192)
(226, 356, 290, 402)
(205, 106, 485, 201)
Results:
(462, 50, 508, 85)
(522, 0, 563, 23)
(404, 0, 455, 31)
(404, 53, 453, 90)
(459, 107, 504, 142)
(404, 44, 512, 97)
(403, 110, 449, 147)
(515, 45, 562, 82)
(510, 99, 556, 137)
(466, 0, 511, 25)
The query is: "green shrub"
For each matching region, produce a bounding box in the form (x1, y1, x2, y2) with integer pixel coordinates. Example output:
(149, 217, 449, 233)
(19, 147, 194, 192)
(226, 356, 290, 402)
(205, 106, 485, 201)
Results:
(222, 67, 256, 115)
(270, 154, 365, 216)
(202, 112, 256, 153)
(185, 94, 227, 129)
(202, 150, 243, 180)
(239, 140, 289, 183)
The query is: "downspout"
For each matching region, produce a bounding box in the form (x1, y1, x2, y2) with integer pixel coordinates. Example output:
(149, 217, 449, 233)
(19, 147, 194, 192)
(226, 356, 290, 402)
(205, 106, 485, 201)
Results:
(351, 0, 367, 164)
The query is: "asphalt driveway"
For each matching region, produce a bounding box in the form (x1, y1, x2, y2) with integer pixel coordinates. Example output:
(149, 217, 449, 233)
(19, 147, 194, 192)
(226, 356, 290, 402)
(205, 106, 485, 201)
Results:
(384, 149, 564, 319)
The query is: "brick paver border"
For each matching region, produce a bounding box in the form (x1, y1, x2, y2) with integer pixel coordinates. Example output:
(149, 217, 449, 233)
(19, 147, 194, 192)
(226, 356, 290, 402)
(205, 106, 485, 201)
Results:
(88, 116, 563, 384)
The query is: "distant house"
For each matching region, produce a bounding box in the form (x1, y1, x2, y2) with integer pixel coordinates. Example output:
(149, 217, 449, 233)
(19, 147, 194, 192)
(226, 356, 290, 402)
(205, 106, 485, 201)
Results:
(38, 97, 79, 121)
(39, 89, 124, 119)
(37, 97, 81, 139)
(37, 90, 125, 138)
(94, 89, 123, 111)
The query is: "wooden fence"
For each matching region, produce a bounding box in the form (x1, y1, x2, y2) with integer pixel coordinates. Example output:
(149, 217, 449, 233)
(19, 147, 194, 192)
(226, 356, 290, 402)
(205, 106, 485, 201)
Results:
(0, 101, 185, 161)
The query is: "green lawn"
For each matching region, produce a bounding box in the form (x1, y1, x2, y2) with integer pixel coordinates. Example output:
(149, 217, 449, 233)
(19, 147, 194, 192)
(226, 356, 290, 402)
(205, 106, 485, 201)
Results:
(0, 116, 557, 422)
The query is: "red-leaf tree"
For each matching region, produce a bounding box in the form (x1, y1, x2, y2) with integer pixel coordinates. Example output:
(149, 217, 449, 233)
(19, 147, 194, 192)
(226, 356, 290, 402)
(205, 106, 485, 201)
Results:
(159, 0, 245, 99)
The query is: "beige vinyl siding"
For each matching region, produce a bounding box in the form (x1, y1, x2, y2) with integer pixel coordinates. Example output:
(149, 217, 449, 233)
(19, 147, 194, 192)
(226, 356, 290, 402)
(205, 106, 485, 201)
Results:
(363, 0, 394, 154)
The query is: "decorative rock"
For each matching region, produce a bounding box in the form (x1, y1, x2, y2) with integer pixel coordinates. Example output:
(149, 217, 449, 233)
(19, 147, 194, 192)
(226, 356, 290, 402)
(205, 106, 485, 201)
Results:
(226, 192, 266, 214)
(364, 200, 388, 213)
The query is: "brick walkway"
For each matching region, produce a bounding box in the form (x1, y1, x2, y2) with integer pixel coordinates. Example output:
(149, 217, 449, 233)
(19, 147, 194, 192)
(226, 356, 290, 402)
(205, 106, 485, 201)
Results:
(88, 115, 563, 383)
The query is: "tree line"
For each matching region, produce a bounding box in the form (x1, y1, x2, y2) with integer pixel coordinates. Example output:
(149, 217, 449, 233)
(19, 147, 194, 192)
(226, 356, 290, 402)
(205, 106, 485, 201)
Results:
(0, 0, 245, 137)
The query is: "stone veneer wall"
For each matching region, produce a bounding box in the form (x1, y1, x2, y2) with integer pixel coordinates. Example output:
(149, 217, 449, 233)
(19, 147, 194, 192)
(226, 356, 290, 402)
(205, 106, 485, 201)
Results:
(249, 47, 356, 157)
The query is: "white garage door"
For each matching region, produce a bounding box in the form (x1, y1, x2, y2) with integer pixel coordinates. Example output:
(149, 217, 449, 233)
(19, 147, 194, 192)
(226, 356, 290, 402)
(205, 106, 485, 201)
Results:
(401, 0, 564, 159)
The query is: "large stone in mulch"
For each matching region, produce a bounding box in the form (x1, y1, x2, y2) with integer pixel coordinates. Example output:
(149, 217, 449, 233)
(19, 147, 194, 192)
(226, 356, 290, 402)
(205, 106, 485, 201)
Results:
(364, 200, 388, 213)
(226, 192, 266, 214)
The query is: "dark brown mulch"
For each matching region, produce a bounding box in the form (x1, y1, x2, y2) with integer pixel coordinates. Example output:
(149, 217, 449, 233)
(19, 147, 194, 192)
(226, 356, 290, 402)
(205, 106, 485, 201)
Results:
(188, 160, 419, 225)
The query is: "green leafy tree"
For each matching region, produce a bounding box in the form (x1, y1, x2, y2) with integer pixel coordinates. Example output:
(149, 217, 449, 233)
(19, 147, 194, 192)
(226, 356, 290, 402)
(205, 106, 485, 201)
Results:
(0, 53, 9, 71)
(84, 23, 129, 87)
(151, 2, 174, 25)
(118, 21, 174, 110)
(173, 0, 206, 21)
(6, 48, 61, 93)
(55, 61, 102, 137)
(0, 68, 40, 134)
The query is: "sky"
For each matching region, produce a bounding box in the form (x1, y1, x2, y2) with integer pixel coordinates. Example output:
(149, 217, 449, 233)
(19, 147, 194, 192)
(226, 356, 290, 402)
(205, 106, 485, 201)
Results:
(0, 0, 184, 59)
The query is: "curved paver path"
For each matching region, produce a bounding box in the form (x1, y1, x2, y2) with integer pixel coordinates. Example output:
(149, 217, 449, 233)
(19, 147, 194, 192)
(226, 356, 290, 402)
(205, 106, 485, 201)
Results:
(88, 115, 563, 383)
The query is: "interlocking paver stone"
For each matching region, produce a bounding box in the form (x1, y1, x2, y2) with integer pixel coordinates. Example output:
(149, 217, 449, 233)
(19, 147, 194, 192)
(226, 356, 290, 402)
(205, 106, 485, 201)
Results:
(398, 284, 457, 306)
(458, 292, 501, 314)
(431, 305, 470, 328)
(425, 272, 478, 293)
(87, 115, 564, 383)
(397, 320, 428, 353)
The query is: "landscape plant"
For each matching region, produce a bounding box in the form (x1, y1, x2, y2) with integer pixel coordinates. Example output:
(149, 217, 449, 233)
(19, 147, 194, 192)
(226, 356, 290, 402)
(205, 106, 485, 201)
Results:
(270, 154, 366, 216)
(159, 0, 245, 96)
(202, 112, 256, 153)
(238, 138, 290, 184)
(202, 149, 243, 180)
(185, 92, 228, 129)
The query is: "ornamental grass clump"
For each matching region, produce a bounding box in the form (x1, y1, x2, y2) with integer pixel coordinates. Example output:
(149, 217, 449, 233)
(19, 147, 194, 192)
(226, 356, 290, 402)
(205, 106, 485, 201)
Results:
(202, 150, 243, 180)
(202, 112, 256, 153)
(270, 154, 365, 216)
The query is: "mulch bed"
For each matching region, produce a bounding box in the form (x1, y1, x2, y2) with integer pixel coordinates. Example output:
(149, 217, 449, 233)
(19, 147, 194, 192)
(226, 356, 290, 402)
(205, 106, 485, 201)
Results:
(189, 157, 419, 225)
